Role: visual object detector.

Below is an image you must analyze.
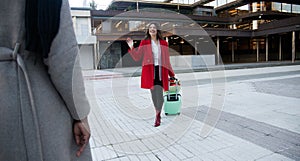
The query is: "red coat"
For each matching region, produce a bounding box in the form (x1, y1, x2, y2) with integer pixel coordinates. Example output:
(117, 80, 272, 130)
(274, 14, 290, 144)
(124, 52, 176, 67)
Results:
(129, 39, 175, 91)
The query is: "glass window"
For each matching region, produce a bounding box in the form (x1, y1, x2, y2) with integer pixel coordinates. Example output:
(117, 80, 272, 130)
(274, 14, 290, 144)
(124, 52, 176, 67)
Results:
(252, 2, 258, 12)
(228, 9, 238, 17)
(237, 4, 249, 11)
(272, 2, 281, 12)
(236, 4, 249, 16)
(252, 20, 258, 30)
(76, 18, 89, 36)
(101, 20, 112, 34)
(292, 4, 300, 13)
(81, 24, 89, 36)
(230, 24, 237, 29)
(112, 20, 125, 32)
(129, 21, 146, 31)
(227, 0, 235, 3)
(205, 1, 216, 7)
(182, 0, 193, 4)
(260, 1, 266, 11)
(172, 0, 193, 4)
(282, 3, 291, 13)
(218, 0, 227, 7)
(191, 0, 197, 3)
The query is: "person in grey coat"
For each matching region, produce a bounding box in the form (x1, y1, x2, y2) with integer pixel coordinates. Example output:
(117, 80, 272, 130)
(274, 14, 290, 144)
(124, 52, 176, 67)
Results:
(0, 0, 92, 160)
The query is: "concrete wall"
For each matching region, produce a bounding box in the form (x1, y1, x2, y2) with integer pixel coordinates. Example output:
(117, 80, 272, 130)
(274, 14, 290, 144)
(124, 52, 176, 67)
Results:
(79, 45, 94, 70)
(71, 8, 97, 70)
(71, 9, 96, 44)
(170, 55, 215, 68)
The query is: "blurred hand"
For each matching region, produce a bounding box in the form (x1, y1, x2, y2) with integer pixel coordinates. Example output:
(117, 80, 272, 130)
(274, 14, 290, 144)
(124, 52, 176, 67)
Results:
(126, 37, 134, 49)
(170, 76, 176, 80)
(73, 117, 90, 157)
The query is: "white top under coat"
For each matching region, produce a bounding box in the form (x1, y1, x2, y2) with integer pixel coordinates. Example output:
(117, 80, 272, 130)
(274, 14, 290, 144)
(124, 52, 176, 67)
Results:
(151, 39, 161, 66)
(151, 39, 162, 80)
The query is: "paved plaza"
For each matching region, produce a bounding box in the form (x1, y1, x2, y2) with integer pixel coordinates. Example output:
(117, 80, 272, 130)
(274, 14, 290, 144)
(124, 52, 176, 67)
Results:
(83, 64, 300, 161)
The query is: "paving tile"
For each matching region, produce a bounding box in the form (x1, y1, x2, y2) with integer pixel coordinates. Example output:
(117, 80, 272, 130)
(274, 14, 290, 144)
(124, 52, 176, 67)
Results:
(85, 66, 300, 161)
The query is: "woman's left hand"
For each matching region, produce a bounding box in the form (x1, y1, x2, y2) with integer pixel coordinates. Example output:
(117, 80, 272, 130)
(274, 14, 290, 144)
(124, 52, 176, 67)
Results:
(73, 117, 90, 157)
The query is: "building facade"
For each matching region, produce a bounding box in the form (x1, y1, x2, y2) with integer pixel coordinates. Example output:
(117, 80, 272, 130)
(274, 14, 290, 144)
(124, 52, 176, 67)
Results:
(91, 0, 300, 69)
(71, 7, 97, 70)
(203, 0, 300, 63)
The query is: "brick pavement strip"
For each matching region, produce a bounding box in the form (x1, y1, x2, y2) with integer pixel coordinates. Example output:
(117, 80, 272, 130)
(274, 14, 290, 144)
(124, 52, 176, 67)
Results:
(183, 105, 300, 160)
(252, 77, 300, 99)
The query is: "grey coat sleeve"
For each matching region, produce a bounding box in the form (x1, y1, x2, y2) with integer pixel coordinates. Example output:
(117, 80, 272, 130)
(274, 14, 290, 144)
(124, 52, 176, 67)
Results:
(44, 0, 90, 120)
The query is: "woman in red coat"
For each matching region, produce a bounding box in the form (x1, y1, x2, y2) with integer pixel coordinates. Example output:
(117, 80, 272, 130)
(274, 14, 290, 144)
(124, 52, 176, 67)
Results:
(127, 22, 175, 127)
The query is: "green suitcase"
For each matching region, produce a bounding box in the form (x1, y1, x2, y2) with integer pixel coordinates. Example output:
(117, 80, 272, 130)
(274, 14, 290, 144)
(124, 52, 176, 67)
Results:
(163, 78, 182, 115)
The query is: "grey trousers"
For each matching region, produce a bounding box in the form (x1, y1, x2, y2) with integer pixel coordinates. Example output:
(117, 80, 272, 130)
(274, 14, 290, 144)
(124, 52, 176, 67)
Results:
(150, 66, 164, 111)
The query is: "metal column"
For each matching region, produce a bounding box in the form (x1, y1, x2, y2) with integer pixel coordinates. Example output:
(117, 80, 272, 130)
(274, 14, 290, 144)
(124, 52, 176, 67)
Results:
(292, 31, 295, 63)
(256, 40, 259, 62)
(279, 36, 282, 61)
(93, 43, 97, 69)
(217, 37, 220, 65)
(266, 36, 268, 62)
(232, 40, 234, 63)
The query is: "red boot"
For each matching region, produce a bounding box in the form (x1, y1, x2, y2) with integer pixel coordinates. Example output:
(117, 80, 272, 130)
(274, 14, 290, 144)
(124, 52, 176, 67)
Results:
(154, 111, 161, 127)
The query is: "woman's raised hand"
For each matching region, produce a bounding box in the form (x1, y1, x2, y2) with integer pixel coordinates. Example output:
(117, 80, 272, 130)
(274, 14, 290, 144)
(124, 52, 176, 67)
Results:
(126, 37, 134, 49)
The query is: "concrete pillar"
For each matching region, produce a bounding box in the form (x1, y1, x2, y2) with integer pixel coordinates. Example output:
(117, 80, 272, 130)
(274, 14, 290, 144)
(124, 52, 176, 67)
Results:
(232, 40, 235, 62)
(256, 40, 259, 62)
(279, 36, 282, 61)
(292, 31, 295, 63)
(266, 36, 268, 62)
(217, 37, 220, 65)
(195, 41, 198, 55)
(180, 43, 183, 55)
(93, 43, 97, 69)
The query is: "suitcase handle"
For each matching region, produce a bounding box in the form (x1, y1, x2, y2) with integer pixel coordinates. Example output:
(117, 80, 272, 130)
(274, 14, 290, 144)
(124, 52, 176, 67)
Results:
(170, 77, 177, 81)
(168, 77, 179, 100)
